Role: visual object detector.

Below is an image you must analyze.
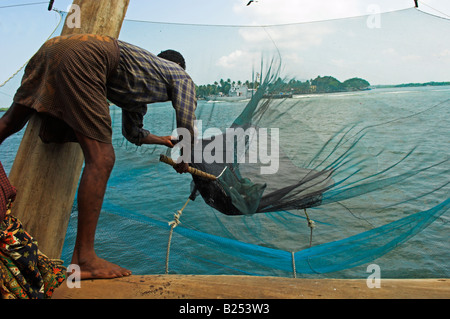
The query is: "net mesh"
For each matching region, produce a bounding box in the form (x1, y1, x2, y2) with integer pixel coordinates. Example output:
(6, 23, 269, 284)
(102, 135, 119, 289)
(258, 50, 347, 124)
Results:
(1, 6, 449, 278)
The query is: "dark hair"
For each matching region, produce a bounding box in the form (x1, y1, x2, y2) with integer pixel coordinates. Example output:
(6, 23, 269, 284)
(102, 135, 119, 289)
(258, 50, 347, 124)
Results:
(157, 50, 186, 70)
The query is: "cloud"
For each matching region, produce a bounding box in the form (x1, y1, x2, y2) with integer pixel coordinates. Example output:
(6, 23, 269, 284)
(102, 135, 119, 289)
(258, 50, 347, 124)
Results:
(216, 49, 263, 70)
(382, 48, 422, 63)
(435, 49, 450, 61)
(214, 49, 262, 81)
(217, 50, 246, 68)
(200, 1, 450, 84)
(238, 23, 334, 52)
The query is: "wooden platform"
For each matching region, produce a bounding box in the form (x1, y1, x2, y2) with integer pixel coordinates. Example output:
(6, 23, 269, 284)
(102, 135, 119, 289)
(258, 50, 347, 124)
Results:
(52, 275, 449, 299)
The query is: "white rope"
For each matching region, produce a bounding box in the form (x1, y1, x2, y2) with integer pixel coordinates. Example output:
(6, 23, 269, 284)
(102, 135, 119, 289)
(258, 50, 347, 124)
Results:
(291, 251, 296, 278)
(165, 198, 190, 274)
(304, 209, 316, 248)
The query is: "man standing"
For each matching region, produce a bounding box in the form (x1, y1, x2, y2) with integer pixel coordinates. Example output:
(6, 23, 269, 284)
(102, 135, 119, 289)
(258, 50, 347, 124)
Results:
(0, 34, 196, 279)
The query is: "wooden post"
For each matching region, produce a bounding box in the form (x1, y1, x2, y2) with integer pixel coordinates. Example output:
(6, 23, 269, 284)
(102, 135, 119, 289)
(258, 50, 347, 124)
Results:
(9, 0, 130, 259)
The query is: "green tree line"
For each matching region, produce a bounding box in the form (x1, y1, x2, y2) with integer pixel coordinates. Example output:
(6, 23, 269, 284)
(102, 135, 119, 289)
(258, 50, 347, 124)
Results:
(195, 76, 371, 98)
(195, 78, 260, 98)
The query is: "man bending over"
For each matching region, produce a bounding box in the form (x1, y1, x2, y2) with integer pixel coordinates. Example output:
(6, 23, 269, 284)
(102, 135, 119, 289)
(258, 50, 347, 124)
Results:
(0, 34, 196, 280)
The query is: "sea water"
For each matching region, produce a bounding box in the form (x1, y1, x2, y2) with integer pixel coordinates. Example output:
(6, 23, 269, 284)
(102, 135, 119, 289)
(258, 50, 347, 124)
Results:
(1, 86, 449, 279)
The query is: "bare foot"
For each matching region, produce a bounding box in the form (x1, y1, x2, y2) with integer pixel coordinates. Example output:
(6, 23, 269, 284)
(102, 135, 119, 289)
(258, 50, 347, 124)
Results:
(71, 255, 132, 280)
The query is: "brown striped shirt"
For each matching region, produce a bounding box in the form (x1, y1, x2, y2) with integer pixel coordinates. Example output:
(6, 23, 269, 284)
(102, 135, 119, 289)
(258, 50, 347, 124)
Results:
(107, 40, 197, 145)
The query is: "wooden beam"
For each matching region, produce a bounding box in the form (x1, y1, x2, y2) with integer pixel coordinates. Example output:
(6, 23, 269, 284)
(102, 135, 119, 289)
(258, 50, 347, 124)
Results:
(52, 275, 450, 299)
(9, 0, 130, 259)
(61, 0, 130, 36)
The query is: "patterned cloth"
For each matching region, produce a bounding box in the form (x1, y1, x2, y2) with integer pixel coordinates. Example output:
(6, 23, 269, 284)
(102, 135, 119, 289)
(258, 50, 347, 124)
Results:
(0, 212, 66, 299)
(0, 162, 15, 222)
(107, 40, 197, 145)
(0, 162, 66, 299)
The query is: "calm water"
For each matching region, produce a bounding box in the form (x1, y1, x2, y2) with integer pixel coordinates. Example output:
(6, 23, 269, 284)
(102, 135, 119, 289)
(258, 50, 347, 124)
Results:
(1, 86, 449, 278)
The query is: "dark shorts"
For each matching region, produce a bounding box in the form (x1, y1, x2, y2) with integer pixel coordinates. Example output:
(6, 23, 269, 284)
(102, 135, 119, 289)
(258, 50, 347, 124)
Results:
(13, 34, 120, 144)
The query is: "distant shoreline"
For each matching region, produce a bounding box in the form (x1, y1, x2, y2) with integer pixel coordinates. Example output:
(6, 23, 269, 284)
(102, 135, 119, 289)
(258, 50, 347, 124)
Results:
(372, 81, 450, 89)
(1, 82, 449, 111)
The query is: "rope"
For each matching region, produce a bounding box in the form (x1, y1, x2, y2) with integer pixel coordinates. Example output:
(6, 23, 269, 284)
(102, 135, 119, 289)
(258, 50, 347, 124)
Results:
(291, 251, 296, 278)
(0, 9, 63, 88)
(418, 0, 450, 18)
(160, 154, 215, 274)
(123, 7, 421, 28)
(0, 2, 48, 10)
(290, 209, 316, 278)
(165, 197, 190, 274)
(304, 209, 316, 248)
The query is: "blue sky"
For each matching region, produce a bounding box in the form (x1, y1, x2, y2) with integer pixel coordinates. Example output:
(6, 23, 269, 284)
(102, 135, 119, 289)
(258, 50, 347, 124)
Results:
(1, 0, 449, 104)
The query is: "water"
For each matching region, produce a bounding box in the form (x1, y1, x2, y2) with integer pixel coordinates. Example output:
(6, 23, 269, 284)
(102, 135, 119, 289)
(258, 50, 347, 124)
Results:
(1, 86, 449, 279)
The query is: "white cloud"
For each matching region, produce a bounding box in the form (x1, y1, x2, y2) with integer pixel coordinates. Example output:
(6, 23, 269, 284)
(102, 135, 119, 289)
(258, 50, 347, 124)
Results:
(217, 50, 246, 68)
(435, 49, 450, 61)
(238, 23, 334, 52)
(382, 48, 422, 63)
(382, 48, 397, 56)
(215, 49, 262, 81)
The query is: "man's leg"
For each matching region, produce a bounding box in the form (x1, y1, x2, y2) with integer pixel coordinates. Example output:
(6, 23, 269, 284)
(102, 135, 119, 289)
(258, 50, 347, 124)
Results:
(71, 131, 131, 279)
(0, 103, 35, 144)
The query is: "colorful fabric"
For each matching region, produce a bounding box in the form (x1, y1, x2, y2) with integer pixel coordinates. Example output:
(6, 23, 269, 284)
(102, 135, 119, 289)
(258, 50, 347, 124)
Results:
(0, 161, 16, 222)
(0, 209, 66, 299)
(107, 40, 197, 145)
(13, 34, 120, 144)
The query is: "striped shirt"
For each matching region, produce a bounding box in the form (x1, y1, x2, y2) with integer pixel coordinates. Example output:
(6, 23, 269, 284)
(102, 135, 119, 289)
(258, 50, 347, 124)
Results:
(107, 40, 197, 145)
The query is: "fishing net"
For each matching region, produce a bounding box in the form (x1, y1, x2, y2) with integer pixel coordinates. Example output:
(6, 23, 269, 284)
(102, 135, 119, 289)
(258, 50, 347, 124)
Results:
(1, 6, 449, 278)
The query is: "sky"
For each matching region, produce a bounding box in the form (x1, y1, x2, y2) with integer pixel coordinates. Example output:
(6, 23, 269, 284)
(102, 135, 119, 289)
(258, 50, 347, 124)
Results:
(128, 0, 450, 25)
(1, 0, 449, 103)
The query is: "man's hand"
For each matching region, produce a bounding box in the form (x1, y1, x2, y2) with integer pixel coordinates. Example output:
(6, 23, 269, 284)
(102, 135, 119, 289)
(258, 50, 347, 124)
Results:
(140, 134, 189, 173)
(173, 162, 189, 174)
(159, 135, 176, 148)
(141, 134, 175, 148)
